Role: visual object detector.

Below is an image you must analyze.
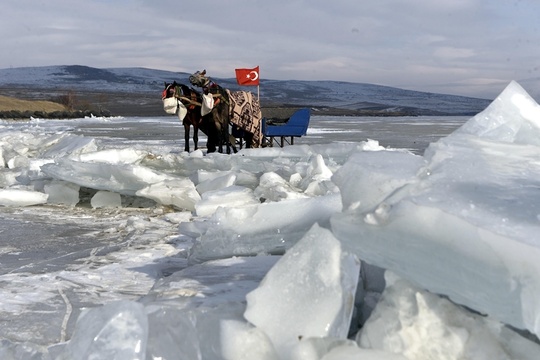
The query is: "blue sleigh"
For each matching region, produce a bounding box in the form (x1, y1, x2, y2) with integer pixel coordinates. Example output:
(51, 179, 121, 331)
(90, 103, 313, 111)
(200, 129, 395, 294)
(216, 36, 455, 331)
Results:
(262, 108, 311, 147)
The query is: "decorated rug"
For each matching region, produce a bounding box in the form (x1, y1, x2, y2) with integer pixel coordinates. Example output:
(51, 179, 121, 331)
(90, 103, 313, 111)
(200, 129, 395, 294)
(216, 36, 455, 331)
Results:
(226, 89, 262, 147)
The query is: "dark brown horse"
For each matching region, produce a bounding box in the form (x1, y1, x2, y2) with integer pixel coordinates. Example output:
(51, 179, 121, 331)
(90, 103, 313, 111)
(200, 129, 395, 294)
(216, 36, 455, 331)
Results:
(163, 81, 218, 152)
(188, 70, 237, 154)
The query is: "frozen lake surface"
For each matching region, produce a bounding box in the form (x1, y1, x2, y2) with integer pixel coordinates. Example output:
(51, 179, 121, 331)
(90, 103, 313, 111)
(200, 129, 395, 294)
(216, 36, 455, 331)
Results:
(68, 115, 468, 155)
(0, 114, 467, 350)
(4, 92, 540, 360)
(1, 115, 466, 275)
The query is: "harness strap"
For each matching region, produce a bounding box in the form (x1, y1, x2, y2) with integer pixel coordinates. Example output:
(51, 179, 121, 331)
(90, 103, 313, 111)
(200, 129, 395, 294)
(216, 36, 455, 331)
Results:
(176, 95, 201, 107)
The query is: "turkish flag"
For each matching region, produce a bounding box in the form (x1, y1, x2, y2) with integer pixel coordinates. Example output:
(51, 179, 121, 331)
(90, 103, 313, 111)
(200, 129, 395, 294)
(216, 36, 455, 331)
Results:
(235, 66, 260, 86)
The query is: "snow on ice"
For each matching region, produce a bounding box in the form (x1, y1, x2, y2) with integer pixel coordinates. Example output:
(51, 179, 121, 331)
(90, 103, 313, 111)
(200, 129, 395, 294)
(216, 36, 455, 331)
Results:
(0, 81, 540, 359)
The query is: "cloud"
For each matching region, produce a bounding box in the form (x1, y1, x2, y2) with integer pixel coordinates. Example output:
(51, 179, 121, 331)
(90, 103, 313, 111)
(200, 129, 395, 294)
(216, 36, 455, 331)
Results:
(433, 47, 476, 60)
(1, 0, 540, 99)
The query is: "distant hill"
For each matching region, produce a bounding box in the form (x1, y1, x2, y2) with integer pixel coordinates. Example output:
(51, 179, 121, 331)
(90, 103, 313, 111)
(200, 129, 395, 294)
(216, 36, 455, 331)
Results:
(0, 95, 65, 112)
(0, 65, 492, 117)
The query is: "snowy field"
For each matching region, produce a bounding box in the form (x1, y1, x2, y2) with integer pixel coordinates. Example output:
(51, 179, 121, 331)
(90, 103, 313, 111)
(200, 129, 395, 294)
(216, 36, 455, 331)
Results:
(1, 81, 540, 359)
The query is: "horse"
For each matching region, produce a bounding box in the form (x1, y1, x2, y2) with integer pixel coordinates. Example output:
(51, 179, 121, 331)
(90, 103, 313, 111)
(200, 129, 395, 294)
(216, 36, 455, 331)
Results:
(163, 81, 222, 153)
(188, 70, 236, 154)
(189, 70, 262, 151)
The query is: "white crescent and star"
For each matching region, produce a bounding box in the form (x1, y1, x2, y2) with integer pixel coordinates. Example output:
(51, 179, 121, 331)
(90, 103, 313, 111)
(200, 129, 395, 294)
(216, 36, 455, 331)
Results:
(247, 71, 259, 81)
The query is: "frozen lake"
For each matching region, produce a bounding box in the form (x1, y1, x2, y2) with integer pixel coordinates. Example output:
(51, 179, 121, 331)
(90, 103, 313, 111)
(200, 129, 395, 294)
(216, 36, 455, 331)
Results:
(0, 114, 471, 355)
(67, 115, 469, 155)
(1, 115, 468, 274)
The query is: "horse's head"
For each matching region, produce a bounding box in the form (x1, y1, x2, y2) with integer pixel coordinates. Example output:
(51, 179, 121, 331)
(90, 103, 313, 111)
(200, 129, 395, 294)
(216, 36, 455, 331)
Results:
(189, 70, 211, 88)
(163, 81, 179, 99)
(164, 81, 178, 88)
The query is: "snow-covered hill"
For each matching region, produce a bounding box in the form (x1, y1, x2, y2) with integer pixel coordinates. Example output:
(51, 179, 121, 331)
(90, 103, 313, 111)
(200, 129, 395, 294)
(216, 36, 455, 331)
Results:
(0, 65, 491, 115)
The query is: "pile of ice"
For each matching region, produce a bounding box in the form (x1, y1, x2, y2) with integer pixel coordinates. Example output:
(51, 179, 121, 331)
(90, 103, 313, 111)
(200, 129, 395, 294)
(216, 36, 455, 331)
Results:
(1, 81, 540, 359)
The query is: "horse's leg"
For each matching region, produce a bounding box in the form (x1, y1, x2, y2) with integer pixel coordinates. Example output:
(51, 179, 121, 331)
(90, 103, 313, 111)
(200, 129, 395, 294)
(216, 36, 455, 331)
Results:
(215, 104, 232, 154)
(217, 122, 225, 154)
(223, 125, 233, 154)
(183, 120, 190, 152)
(244, 132, 254, 149)
(193, 123, 199, 150)
(201, 112, 219, 153)
(186, 112, 199, 151)
(226, 125, 238, 154)
(207, 135, 217, 153)
(212, 108, 225, 154)
(217, 134, 223, 153)
(219, 124, 230, 154)
(228, 132, 238, 154)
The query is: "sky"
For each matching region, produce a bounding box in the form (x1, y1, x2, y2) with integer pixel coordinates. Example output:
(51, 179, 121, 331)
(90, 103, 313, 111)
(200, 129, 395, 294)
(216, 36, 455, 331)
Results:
(2, 0, 540, 99)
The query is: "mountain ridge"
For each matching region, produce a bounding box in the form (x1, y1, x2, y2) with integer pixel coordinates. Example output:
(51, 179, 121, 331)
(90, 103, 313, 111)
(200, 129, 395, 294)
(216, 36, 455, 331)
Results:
(0, 65, 492, 116)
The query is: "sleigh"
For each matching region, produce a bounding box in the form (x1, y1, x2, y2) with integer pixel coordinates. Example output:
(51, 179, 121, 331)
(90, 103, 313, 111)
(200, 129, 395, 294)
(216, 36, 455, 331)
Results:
(261, 108, 311, 147)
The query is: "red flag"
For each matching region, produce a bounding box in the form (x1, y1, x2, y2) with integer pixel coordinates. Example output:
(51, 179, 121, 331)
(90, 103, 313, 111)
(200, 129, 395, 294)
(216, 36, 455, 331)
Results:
(235, 66, 260, 86)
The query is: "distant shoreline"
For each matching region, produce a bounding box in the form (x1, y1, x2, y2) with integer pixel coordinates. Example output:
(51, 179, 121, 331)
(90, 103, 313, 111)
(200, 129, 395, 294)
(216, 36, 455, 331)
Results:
(0, 86, 478, 119)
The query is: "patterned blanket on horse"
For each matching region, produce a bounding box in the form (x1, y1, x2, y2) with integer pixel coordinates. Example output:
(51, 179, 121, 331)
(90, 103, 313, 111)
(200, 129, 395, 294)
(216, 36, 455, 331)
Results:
(226, 89, 262, 148)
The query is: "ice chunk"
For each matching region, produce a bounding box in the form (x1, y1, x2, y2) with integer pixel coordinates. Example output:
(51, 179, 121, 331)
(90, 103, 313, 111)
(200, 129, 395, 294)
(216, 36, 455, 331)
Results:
(188, 193, 342, 263)
(0, 147, 5, 168)
(145, 303, 245, 360)
(289, 337, 407, 360)
(143, 256, 279, 307)
(195, 185, 259, 217)
(40, 134, 97, 159)
(162, 211, 193, 224)
(289, 337, 358, 360)
(44, 180, 80, 206)
(358, 273, 540, 360)
(332, 83, 540, 337)
(195, 172, 237, 195)
(0, 189, 48, 207)
(292, 154, 338, 196)
(144, 305, 202, 360)
(193, 169, 232, 183)
(136, 178, 201, 211)
(322, 347, 408, 360)
(333, 199, 540, 334)
(332, 150, 424, 212)
(135, 257, 279, 359)
(302, 153, 333, 184)
(0, 339, 46, 360)
(454, 80, 540, 145)
(91, 190, 121, 208)
(303, 179, 338, 197)
(0, 170, 23, 188)
(78, 148, 146, 164)
(7, 155, 30, 169)
(353, 262, 386, 329)
(41, 158, 171, 195)
(59, 300, 148, 360)
(192, 149, 205, 157)
(244, 224, 360, 359)
(239, 144, 313, 160)
(254, 171, 307, 202)
(221, 320, 278, 360)
(232, 170, 260, 189)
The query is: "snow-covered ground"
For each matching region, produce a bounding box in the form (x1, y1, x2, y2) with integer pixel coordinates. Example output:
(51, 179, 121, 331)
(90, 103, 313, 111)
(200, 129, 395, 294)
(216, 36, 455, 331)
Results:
(1, 81, 540, 359)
